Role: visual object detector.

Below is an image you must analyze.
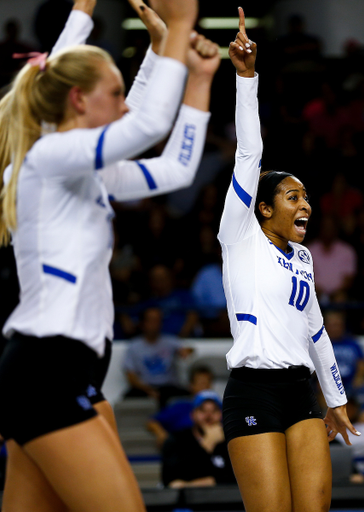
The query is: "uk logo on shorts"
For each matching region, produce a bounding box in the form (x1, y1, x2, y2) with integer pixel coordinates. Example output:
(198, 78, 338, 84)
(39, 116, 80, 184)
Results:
(298, 250, 310, 264)
(76, 395, 92, 410)
(245, 416, 257, 426)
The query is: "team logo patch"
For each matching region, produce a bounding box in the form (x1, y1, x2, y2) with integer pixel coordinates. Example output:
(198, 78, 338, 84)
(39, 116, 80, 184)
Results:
(86, 385, 97, 398)
(76, 395, 92, 410)
(298, 250, 310, 264)
(211, 455, 225, 468)
(245, 416, 257, 426)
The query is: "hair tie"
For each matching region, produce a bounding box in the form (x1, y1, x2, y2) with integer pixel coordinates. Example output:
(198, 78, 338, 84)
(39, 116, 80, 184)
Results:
(13, 52, 49, 71)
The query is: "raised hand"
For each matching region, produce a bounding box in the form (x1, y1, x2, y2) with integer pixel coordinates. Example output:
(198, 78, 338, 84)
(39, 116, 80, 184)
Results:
(228, 6, 257, 77)
(148, 0, 198, 30)
(188, 33, 221, 78)
(127, 0, 167, 55)
(72, 0, 97, 17)
(182, 33, 221, 112)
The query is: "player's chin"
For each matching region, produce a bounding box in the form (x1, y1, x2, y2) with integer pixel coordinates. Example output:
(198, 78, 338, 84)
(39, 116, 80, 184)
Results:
(291, 231, 306, 244)
(291, 225, 308, 243)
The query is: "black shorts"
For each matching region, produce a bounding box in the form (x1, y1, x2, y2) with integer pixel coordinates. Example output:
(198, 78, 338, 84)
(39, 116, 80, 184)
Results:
(0, 333, 98, 445)
(222, 366, 323, 445)
(86, 338, 112, 405)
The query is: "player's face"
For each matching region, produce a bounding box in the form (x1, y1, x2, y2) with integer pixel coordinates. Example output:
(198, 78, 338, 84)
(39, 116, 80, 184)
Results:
(83, 61, 129, 128)
(269, 176, 311, 246)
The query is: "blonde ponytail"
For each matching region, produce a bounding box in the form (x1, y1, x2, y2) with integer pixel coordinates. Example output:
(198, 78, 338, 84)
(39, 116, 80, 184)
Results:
(0, 45, 113, 247)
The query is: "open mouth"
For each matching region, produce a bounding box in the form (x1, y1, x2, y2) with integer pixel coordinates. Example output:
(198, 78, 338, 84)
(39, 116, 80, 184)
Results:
(294, 217, 308, 234)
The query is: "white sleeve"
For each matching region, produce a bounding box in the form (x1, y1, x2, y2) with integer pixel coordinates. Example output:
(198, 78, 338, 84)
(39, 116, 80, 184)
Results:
(126, 46, 161, 113)
(307, 262, 347, 408)
(50, 10, 94, 56)
(34, 57, 187, 179)
(101, 105, 210, 200)
(218, 73, 263, 245)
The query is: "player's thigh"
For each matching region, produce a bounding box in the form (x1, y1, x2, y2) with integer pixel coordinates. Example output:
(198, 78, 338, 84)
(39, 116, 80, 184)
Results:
(286, 418, 331, 512)
(3, 439, 68, 512)
(23, 415, 146, 512)
(228, 432, 291, 512)
(93, 399, 119, 437)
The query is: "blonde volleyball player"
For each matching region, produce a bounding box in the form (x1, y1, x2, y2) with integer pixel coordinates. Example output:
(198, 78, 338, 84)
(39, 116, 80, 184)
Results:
(219, 8, 360, 512)
(0, 0, 201, 510)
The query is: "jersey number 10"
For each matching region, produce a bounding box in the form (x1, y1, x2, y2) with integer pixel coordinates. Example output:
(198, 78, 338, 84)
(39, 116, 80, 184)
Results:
(288, 276, 310, 311)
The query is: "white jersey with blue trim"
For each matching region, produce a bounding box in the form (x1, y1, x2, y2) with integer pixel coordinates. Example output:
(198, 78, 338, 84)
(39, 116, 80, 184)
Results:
(2, 10, 210, 357)
(218, 73, 346, 408)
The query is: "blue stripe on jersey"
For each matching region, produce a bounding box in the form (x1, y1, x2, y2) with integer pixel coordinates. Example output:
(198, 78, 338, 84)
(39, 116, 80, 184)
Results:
(135, 161, 157, 190)
(236, 313, 257, 325)
(312, 325, 324, 343)
(271, 242, 294, 260)
(95, 125, 110, 170)
(232, 173, 252, 208)
(42, 264, 77, 284)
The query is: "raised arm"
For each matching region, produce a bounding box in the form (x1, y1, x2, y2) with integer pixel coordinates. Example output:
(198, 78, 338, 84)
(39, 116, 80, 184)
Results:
(50, 0, 96, 56)
(149, 0, 197, 65)
(100, 34, 221, 201)
(36, 0, 198, 178)
(72, 0, 96, 17)
(125, 0, 167, 112)
(128, 0, 167, 56)
(218, 8, 262, 245)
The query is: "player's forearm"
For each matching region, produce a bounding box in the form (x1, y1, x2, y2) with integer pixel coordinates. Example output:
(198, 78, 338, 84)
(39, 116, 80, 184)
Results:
(50, 9, 94, 56)
(183, 74, 213, 112)
(162, 21, 194, 65)
(72, 0, 96, 17)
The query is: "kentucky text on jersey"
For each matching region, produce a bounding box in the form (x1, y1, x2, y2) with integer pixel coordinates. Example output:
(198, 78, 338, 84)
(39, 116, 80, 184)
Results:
(178, 124, 196, 166)
(330, 363, 345, 395)
(276, 256, 314, 282)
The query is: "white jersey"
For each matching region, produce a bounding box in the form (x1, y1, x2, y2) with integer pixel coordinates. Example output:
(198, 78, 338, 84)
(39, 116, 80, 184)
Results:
(218, 74, 346, 408)
(3, 10, 210, 357)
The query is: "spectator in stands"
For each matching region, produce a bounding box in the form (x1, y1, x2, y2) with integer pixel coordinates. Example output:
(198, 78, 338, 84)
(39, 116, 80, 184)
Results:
(303, 81, 351, 153)
(0, 18, 37, 88)
(324, 310, 364, 394)
(307, 215, 357, 304)
(275, 14, 321, 73)
(319, 172, 364, 239)
(146, 365, 214, 448)
(336, 396, 364, 480)
(33, 0, 73, 52)
(191, 251, 230, 337)
(123, 307, 193, 408)
(161, 390, 235, 488)
(133, 205, 182, 273)
(122, 264, 200, 338)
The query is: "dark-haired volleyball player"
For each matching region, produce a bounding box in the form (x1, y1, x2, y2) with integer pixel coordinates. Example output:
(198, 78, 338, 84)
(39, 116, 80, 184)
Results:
(219, 8, 360, 512)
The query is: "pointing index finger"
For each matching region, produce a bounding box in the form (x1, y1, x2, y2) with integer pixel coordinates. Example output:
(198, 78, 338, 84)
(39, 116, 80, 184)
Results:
(238, 6, 247, 39)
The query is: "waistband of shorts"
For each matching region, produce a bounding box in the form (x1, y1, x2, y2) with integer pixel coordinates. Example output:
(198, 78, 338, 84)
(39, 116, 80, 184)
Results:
(10, 331, 97, 359)
(230, 365, 311, 384)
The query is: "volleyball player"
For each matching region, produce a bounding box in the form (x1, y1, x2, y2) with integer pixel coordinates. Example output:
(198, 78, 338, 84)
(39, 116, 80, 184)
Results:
(0, 0, 200, 511)
(38, 0, 220, 436)
(219, 8, 361, 512)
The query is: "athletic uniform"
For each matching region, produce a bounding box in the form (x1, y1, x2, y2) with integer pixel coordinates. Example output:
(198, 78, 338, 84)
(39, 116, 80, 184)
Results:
(218, 74, 347, 442)
(0, 11, 210, 445)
